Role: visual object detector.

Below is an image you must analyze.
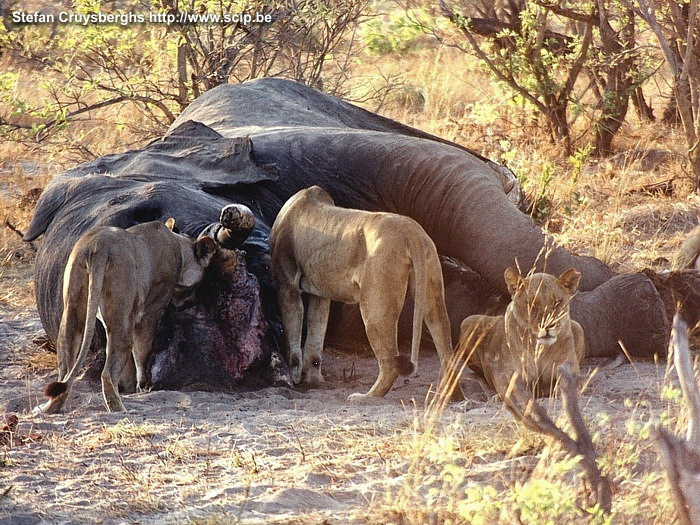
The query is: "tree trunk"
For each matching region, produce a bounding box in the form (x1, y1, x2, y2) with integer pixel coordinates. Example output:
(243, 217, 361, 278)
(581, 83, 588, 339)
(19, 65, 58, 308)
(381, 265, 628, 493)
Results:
(675, 75, 700, 192)
(593, 4, 635, 156)
(594, 89, 630, 156)
(547, 101, 571, 153)
(176, 44, 188, 109)
(663, 95, 683, 125)
(632, 86, 655, 122)
(691, 148, 700, 193)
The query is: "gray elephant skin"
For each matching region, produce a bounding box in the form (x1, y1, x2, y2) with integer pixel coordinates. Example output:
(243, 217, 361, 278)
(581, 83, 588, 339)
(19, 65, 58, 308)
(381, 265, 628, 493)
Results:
(24, 78, 669, 392)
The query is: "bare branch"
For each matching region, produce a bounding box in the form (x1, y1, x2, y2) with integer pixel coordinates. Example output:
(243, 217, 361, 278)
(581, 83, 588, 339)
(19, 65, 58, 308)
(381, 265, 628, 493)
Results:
(562, 17, 593, 100)
(41, 96, 129, 131)
(671, 316, 700, 450)
(655, 427, 700, 525)
(439, 0, 547, 114)
(634, 0, 682, 74)
(503, 364, 612, 513)
(655, 315, 700, 525)
(534, 0, 599, 23)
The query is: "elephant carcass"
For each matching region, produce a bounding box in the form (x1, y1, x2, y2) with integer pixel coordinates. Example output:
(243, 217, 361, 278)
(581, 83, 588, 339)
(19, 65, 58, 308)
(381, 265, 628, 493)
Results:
(24, 78, 670, 392)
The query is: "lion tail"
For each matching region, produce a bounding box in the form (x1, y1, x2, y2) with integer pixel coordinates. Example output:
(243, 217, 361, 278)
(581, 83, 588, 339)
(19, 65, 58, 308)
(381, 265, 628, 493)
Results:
(408, 236, 429, 374)
(45, 249, 107, 407)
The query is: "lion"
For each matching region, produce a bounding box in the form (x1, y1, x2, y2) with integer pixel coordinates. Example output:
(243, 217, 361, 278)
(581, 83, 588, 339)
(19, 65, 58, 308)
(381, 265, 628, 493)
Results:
(35, 219, 216, 414)
(672, 224, 700, 271)
(270, 186, 465, 402)
(457, 267, 585, 398)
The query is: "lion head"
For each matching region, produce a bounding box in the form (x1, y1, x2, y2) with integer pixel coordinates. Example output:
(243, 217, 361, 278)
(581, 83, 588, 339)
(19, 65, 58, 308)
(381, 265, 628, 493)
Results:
(504, 268, 580, 349)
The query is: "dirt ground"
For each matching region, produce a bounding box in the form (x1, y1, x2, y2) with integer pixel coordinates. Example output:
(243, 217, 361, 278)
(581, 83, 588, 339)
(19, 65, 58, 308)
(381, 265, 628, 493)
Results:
(0, 296, 673, 524)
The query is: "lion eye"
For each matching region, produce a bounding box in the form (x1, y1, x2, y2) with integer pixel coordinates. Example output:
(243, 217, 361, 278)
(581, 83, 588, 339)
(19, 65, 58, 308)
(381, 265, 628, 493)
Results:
(312, 360, 320, 368)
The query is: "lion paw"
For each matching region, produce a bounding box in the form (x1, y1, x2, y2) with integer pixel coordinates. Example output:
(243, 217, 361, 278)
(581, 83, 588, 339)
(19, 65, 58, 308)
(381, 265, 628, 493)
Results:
(31, 402, 49, 416)
(105, 399, 127, 412)
(347, 392, 368, 403)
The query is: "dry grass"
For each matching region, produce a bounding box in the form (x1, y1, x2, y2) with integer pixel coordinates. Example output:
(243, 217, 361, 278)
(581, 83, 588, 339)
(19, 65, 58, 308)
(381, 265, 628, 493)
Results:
(370, 359, 687, 524)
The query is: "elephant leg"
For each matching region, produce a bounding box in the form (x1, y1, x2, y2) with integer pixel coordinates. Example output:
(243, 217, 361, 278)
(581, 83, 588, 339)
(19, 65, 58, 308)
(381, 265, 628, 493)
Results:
(302, 295, 330, 386)
(216, 204, 256, 248)
(278, 284, 304, 384)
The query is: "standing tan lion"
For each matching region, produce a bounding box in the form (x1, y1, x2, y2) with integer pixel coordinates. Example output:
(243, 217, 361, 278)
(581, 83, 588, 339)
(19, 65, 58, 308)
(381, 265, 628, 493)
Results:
(270, 186, 464, 402)
(36, 220, 216, 414)
(457, 267, 585, 398)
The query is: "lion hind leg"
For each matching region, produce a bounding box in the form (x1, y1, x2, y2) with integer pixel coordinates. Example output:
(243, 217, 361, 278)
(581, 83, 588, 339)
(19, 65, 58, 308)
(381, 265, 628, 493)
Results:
(132, 313, 161, 392)
(43, 321, 83, 414)
(56, 308, 85, 381)
(302, 295, 330, 386)
(119, 357, 137, 394)
(278, 284, 304, 384)
(351, 298, 404, 400)
(348, 356, 401, 401)
(41, 259, 104, 415)
(101, 326, 130, 412)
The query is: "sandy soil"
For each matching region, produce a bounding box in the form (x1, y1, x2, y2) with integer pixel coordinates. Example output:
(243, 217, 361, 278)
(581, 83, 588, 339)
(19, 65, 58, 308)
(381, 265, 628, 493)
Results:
(0, 302, 672, 524)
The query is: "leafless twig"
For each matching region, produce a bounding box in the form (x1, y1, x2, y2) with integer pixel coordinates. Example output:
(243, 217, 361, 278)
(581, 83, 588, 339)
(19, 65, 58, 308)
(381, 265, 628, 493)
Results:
(3, 220, 25, 240)
(655, 315, 700, 525)
(503, 364, 612, 513)
(3, 220, 36, 252)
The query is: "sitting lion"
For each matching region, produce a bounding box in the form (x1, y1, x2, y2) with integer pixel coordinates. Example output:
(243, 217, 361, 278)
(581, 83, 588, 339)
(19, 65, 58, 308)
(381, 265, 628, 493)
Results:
(457, 267, 585, 398)
(36, 219, 216, 413)
(270, 185, 465, 402)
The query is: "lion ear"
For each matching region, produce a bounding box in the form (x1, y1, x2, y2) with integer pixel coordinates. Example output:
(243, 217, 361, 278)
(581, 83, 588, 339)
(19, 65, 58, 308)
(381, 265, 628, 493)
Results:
(195, 236, 217, 267)
(558, 268, 581, 295)
(165, 218, 177, 231)
(504, 267, 522, 296)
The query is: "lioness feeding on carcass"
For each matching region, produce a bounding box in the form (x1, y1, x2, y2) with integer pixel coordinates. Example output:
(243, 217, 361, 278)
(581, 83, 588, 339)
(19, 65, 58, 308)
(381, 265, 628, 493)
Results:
(270, 186, 465, 402)
(457, 268, 585, 399)
(36, 220, 216, 413)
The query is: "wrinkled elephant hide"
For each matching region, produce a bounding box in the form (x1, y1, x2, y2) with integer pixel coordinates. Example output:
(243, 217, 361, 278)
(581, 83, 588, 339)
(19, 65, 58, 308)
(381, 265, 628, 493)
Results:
(571, 272, 670, 358)
(642, 269, 700, 333)
(149, 247, 290, 392)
